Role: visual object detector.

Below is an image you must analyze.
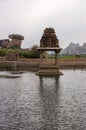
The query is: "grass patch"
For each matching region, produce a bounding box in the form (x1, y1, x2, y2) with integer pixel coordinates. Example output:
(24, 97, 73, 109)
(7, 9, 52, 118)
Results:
(59, 55, 79, 60)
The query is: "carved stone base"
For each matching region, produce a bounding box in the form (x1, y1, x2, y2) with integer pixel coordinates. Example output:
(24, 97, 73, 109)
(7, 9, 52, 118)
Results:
(36, 66, 63, 76)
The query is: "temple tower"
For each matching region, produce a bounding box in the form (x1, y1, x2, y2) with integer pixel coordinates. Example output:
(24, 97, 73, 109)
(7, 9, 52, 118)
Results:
(36, 28, 62, 76)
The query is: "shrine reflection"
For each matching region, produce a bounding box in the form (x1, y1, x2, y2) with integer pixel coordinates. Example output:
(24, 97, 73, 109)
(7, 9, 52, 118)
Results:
(39, 76, 60, 88)
(38, 76, 60, 128)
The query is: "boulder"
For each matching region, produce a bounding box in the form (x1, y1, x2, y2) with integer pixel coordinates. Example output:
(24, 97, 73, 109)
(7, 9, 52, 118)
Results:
(9, 34, 24, 40)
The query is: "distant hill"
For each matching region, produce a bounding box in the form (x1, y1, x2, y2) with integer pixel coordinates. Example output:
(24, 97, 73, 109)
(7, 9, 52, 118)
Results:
(60, 42, 86, 55)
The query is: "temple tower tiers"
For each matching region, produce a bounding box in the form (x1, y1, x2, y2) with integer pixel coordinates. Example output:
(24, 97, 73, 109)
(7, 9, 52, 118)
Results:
(36, 28, 63, 76)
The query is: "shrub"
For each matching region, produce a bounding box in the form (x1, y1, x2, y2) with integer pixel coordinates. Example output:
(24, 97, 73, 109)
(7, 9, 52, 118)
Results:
(0, 49, 6, 56)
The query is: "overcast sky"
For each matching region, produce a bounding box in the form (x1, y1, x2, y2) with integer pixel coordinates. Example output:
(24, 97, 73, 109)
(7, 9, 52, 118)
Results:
(0, 0, 86, 48)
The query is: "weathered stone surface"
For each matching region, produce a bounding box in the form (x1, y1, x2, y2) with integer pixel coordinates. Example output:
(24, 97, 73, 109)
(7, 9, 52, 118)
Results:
(12, 39, 22, 47)
(9, 34, 24, 48)
(6, 42, 14, 48)
(9, 34, 24, 40)
(0, 34, 24, 49)
(0, 39, 10, 48)
(36, 27, 62, 76)
(36, 66, 63, 76)
(40, 28, 59, 47)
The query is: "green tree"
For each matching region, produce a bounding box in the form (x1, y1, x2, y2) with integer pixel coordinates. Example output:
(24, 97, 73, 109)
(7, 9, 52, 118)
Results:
(30, 45, 40, 58)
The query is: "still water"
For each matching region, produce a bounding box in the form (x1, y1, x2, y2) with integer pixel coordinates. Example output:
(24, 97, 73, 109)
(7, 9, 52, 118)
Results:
(0, 69, 86, 130)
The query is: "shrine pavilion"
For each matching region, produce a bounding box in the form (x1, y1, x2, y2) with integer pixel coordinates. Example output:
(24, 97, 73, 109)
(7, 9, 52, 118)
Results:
(36, 28, 63, 76)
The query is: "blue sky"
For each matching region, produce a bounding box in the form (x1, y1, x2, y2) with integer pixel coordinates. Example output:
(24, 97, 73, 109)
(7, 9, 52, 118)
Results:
(0, 0, 86, 48)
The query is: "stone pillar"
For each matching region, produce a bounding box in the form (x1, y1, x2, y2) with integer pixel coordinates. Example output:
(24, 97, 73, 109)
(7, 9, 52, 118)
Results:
(40, 51, 43, 65)
(55, 51, 58, 66)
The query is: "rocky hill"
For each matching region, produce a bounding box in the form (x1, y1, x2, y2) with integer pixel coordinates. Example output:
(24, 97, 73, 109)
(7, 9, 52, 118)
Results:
(60, 42, 86, 55)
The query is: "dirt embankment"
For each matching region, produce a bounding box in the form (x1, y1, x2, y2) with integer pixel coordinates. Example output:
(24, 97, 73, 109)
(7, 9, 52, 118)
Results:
(0, 58, 86, 70)
(59, 59, 86, 69)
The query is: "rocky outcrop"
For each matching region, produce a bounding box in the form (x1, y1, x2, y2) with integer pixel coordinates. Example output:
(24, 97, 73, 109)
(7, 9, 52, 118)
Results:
(0, 34, 24, 49)
(0, 39, 10, 48)
(9, 34, 24, 48)
(9, 34, 24, 40)
(60, 42, 86, 55)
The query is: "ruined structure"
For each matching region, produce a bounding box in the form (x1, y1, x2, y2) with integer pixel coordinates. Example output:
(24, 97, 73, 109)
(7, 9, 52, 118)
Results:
(36, 28, 62, 76)
(0, 34, 24, 49)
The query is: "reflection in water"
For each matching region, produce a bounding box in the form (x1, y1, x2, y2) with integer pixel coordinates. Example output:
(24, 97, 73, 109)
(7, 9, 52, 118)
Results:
(39, 76, 60, 129)
(0, 70, 86, 130)
(39, 76, 60, 87)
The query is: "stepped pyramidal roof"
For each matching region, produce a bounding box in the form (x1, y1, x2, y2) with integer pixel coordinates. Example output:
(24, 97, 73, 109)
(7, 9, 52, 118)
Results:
(40, 28, 59, 47)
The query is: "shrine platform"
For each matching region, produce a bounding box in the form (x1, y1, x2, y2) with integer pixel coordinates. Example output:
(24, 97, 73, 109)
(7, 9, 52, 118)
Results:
(36, 65, 63, 76)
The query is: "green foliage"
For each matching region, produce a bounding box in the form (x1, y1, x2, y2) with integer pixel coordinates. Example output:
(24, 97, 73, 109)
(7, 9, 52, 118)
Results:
(19, 51, 31, 58)
(30, 45, 40, 58)
(18, 45, 40, 58)
(1, 47, 86, 60)
(6, 48, 15, 54)
(59, 55, 78, 60)
(0, 45, 40, 58)
(0, 49, 6, 56)
(19, 50, 40, 58)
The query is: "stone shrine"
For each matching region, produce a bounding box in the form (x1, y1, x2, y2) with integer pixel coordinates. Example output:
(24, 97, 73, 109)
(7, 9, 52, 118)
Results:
(40, 28, 59, 47)
(36, 28, 62, 76)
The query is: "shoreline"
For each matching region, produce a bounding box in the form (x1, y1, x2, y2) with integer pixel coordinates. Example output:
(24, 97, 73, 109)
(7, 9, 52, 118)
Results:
(0, 58, 86, 71)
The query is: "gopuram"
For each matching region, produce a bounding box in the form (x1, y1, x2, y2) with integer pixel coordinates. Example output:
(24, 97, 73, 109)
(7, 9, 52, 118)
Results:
(36, 27, 62, 76)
